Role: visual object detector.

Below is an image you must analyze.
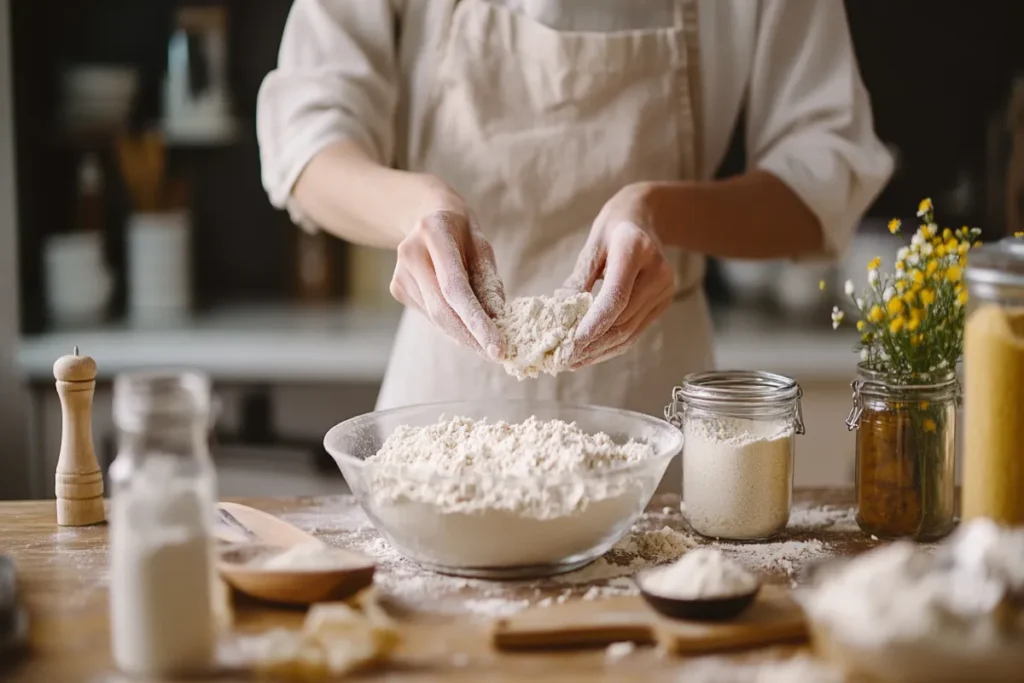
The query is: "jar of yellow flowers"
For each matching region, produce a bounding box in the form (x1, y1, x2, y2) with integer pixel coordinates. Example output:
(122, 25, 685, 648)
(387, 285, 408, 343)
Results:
(831, 199, 977, 541)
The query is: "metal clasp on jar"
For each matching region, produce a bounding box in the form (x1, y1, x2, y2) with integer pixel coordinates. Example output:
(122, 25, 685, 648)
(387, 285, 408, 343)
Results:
(845, 369, 962, 431)
(664, 370, 805, 435)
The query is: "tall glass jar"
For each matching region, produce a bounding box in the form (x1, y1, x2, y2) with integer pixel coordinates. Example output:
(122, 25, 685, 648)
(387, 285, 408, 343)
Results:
(108, 370, 218, 677)
(963, 237, 1024, 525)
(847, 364, 958, 541)
(665, 371, 805, 541)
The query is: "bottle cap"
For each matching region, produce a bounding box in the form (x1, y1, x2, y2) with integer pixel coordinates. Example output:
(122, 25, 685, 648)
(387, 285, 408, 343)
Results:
(53, 347, 97, 382)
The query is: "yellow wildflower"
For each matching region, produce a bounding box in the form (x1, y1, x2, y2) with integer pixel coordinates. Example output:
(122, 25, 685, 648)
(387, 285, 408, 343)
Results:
(957, 242, 969, 255)
(895, 280, 907, 293)
(856, 320, 866, 332)
(867, 305, 884, 323)
(946, 265, 962, 283)
(926, 260, 939, 277)
(935, 244, 946, 258)
(890, 316, 905, 334)
(957, 289, 968, 306)
(923, 418, 937, 433)
(895, 261, 905, 271)
(867, 257, 882, 271)
(942, 228, 952, 240)
(917, 198, 933, 216)
(974, 240, 982, 247)
(907, 316, 920, 332)
(888, 218, 901, 234)
(920, 289, 936, 306)
(912, 270, 925, 285)
(819, 280, 826, 291)
(887, 297, 904, 317)
(919, 401, 930, 410)
(945, 238, 958, 252)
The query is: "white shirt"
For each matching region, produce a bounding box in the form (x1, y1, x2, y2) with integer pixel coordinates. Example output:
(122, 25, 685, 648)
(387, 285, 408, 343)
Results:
(257, 0, 893, 256)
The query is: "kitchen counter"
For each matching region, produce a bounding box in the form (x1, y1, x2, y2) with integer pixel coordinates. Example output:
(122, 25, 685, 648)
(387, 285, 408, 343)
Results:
(16, 303, 858, 383)
(4, 489, 899, 682)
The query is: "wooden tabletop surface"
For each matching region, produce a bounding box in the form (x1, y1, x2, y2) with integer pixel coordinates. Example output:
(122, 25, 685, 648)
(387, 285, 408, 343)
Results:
(1, 489, 902, 682)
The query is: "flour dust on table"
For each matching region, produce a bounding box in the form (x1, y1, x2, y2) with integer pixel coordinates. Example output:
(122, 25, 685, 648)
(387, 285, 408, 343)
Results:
(494, 292, 592, 379)
(363, 415, 654, 569)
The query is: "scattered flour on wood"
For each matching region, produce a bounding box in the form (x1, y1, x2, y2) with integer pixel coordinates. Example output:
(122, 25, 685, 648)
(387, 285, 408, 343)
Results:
(604, 641, 637, 663)
(678, 655, 843, 683)
(495, 292, 593, 379)
(788, 504, 858, 533)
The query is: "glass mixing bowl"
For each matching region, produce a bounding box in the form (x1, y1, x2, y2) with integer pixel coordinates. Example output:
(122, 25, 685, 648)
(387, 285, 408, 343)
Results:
(323, 400, 683, 579)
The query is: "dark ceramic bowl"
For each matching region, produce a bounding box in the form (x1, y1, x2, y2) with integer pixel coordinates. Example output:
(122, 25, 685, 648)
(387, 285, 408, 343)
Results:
(635, 570, 761, 622)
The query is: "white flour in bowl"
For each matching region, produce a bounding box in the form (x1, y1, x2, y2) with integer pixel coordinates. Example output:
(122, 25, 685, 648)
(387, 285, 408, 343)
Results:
(683, 416, 794, 540)
(641, 548, 758, 599)
(495, 293, 592, 379)
(363, 415, 656, 569)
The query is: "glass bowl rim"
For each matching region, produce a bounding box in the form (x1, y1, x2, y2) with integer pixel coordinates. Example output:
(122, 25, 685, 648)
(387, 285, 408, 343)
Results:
(323, 398, 683, 482)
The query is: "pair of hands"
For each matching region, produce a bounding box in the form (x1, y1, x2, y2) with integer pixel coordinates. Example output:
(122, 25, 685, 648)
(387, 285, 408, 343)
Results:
(388, 183, 675, 370)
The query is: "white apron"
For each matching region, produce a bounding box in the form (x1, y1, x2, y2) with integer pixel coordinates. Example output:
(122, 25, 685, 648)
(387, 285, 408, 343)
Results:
(378, 0, 715, 492)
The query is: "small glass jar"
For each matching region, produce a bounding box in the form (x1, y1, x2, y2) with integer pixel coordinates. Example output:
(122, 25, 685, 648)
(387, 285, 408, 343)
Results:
(963, 237, 1024, 526)
(108, 370, 218, 677)
(846, 363, 958, 542)
(665, 371, 804, 541)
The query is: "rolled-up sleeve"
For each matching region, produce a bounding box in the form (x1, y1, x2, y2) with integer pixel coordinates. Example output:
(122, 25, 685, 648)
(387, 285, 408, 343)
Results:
(746, 0, 893, 258)
(256, 0, 398, 230)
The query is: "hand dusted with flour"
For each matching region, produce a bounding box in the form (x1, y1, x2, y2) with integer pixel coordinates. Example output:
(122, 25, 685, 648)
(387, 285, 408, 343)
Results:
(494, 293, 593, 380)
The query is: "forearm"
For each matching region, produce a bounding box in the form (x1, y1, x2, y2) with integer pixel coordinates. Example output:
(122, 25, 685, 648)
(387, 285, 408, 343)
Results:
(645, 170, 824, 259)
(291, 140, 455, 249)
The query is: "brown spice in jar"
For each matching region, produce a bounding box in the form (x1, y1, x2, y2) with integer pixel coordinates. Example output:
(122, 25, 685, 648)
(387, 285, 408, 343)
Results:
(856, 405, 923, 538)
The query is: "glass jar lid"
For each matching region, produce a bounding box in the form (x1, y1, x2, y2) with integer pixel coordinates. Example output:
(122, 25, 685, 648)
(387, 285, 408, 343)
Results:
(664, 370, 804, 433)
(965, 237, 1024, 288)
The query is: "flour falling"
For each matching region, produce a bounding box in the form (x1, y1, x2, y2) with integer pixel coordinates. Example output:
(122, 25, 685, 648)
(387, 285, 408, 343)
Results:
(494, 292, 593, 379)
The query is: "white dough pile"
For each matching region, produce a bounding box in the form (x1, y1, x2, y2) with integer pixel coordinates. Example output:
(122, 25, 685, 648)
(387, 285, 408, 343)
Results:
(641, 548, 758, 599)
(801, 518, 1024, 683)
(494, 292, 593, 379)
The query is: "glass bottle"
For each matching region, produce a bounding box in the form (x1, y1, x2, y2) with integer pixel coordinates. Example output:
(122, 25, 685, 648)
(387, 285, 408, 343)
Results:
(108, 370, 218, 677)
(963, 237, 1024, 525)
(847, 363, 958, 541)
(665, 370, 805, 541)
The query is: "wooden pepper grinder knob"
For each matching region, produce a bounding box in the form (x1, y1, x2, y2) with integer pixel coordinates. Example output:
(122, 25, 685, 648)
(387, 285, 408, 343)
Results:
(53, 347, 105, 526)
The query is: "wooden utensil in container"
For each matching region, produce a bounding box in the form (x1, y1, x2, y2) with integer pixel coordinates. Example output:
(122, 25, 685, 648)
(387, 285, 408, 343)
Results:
(214, 502, 376, 607)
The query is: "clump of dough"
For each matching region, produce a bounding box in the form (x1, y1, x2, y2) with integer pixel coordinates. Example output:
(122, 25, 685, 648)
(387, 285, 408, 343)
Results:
(494, 292, 593, 380)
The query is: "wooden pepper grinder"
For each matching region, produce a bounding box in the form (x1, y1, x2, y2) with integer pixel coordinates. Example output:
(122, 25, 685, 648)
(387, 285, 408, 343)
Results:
(53, 347, 105, 526)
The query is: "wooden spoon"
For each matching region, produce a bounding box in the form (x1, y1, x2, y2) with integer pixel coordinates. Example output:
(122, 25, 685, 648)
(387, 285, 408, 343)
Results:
(214, 502, 375, 606)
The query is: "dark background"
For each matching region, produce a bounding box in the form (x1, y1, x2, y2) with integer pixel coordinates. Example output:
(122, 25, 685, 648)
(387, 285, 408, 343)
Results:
(11, 0, 1024, 333)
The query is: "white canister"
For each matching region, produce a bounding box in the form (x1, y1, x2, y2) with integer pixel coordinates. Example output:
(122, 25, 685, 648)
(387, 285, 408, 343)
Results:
(126, 211, 191, 325)
(43, 231, 113, 327)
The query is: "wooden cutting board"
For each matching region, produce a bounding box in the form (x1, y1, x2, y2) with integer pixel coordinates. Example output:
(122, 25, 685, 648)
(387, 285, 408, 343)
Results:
(493, 584, 807, 655)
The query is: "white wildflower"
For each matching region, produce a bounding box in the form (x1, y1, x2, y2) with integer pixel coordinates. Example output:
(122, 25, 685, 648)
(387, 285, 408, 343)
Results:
(912, 233, 925, 248)
(855, 297, 864, 309)
(844, 280, 855, 297)
(921, 242, 934, 257)
(897, 246, 910, 262)
(883, 286, 895, 302)
(860, 348, 869, 361)
(907, 253, 920, 267)
(831, 306, 845, 330)
(868, 270, 879, 285)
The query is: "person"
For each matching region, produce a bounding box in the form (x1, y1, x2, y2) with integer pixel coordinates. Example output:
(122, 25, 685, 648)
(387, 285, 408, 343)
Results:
(257, 0, 892, 489)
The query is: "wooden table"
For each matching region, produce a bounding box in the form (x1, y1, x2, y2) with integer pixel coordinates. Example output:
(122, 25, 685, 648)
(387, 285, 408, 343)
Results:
(2, 489, 895, 682)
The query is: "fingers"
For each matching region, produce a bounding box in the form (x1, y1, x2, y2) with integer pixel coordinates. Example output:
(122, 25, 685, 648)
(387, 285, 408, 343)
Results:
(581, 273, 673, 357)
(561, 242, 603, 294)
(571, 224, 648, 352)
(423, 220, 504, 360)
(468, 231, 506, 319)
(570, 296, 672, 371)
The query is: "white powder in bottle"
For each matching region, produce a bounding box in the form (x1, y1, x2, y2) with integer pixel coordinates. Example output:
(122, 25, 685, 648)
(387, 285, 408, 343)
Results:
(109, 457, 216, 677)
(641, 548, 758, 599)
(364, 415, 657, 569)
(683, 416, 794, 540)
(494, 292, 592, 379)
(801, 518, 1024, 683)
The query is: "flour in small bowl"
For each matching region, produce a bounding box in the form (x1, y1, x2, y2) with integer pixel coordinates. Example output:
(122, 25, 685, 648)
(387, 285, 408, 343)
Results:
(640, 548, 758, 600)
(363, 415, 661, 570)
(495, 293, 592, 380)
